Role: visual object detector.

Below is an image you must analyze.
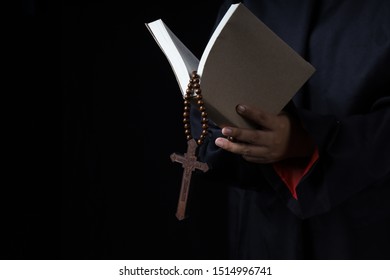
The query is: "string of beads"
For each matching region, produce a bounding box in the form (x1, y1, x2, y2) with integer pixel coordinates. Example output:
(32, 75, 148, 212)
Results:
(183, 71, 209, 145)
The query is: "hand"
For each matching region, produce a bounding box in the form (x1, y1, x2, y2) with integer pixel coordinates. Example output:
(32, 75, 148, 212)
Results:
(214, 104, 315, 164)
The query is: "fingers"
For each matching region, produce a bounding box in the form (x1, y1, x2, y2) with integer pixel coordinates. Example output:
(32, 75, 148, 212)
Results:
(215, 137, 269, 157)
(214, 105, 291, 163)
(236, 104, 273, 129)
(221, 126, 270, 145)
(215, 136, 282, 163)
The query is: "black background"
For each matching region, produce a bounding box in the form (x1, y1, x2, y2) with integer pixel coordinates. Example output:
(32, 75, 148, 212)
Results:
(18, 0, 231, 260)
(10, 0, 388, 262)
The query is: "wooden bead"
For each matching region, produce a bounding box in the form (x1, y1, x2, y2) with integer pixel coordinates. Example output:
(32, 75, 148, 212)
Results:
(183, 70, 208, 145)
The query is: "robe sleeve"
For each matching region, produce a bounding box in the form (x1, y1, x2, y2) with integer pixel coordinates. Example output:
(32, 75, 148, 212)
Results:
(192, 0, 390, 219)
(192, 96, 390, 219)
(292, 96, 390, 218)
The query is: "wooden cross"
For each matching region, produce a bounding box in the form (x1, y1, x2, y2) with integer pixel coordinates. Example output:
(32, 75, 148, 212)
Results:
(170, 138, 209, 220)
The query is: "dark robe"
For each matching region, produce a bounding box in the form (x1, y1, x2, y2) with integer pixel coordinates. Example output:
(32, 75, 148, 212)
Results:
(189, 0, 390, 259)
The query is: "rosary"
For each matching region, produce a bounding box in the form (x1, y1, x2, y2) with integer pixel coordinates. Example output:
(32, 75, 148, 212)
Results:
(170, 71, 209, 220)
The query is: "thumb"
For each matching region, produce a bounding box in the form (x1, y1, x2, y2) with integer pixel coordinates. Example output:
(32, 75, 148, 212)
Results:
(236, 104, 273, 129)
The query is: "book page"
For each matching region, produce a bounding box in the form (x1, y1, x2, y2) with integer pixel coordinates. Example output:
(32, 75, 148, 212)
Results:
(198, 3, 240, 77)
(146, 20, 199, 97)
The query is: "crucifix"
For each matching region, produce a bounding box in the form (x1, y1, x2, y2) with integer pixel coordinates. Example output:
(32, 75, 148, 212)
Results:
(170, 70, 209, 220)
(171, 139, 209, 220)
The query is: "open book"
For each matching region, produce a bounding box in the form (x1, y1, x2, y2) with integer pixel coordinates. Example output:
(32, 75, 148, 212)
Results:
(145, 2, 315, 129)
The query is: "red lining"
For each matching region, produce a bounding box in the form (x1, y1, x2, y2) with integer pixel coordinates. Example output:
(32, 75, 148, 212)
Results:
(272, 147, 319, 199)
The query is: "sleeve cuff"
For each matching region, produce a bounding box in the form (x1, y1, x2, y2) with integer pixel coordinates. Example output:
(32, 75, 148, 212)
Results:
(272, 147, 319, 199)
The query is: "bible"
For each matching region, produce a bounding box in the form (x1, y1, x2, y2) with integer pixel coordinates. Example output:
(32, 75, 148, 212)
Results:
(145, 2, 316, 129)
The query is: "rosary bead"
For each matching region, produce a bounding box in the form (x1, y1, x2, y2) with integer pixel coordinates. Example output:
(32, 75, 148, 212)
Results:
(192, 78, 200, 84)
(183, 70, 208, 146)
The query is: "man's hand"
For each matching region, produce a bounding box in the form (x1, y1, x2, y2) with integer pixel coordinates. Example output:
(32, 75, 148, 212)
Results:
(215, 104, 314, 164)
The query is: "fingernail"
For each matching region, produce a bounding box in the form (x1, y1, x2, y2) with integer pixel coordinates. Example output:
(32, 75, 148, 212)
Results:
(237, 105, 246, 113)
(215, 138, 226, 148)
(222, 127, 232, 135)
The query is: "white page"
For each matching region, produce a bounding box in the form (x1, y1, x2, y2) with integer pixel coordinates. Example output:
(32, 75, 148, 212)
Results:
(198, 3, 240, 76)
(146, 20, 199, 97)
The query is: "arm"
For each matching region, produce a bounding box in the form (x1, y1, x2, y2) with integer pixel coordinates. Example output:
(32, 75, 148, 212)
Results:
(201, 97, 390, 218)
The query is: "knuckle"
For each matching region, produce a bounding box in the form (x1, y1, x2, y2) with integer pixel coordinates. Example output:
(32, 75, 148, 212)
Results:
(242, 147, 251, 156)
